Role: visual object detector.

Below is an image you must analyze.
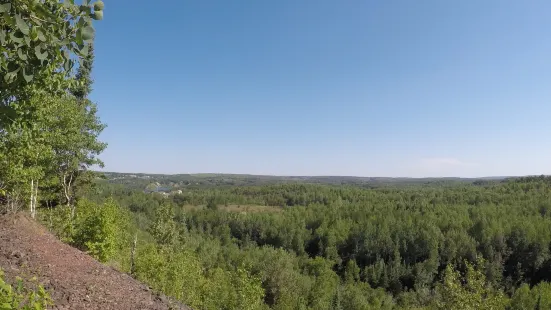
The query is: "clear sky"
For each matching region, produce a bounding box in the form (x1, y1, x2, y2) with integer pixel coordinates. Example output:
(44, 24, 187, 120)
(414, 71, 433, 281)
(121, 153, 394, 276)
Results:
(90, 0, 551, 178)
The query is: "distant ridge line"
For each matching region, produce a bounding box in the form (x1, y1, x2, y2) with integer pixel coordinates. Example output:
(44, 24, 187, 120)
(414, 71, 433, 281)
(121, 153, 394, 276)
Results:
(100, 171, 522, 180)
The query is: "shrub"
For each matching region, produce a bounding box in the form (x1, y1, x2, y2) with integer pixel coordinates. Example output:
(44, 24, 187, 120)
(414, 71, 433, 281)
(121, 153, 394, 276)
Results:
(0, 269, 53, 309)
(72, 199, 123, 262)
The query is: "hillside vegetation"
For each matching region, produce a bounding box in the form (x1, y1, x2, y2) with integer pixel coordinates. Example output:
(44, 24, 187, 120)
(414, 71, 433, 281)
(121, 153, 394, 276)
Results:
(2, 1, 551, 310)
(0, 213, 188, 309)
(67, 174, 551, 309)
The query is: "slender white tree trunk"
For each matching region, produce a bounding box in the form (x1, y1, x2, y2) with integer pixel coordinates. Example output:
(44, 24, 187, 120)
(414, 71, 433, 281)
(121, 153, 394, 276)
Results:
(63, 174, 70, 206)
(33, 180, 38, 218)
(130, 232, 138, 276)
(63, 172, 76, 219)
(30, 179, 35, 218)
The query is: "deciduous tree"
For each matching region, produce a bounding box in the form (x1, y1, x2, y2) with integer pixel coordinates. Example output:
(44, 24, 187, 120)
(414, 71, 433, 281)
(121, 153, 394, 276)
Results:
(1, 0, 104, 122)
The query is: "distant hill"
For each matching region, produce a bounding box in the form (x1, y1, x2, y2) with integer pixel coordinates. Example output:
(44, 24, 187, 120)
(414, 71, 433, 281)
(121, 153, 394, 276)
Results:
(100, 172, 515, 190)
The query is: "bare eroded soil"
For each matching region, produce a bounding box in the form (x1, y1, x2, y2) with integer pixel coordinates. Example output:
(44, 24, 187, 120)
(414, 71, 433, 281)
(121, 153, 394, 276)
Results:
(0, 213, 189, 310)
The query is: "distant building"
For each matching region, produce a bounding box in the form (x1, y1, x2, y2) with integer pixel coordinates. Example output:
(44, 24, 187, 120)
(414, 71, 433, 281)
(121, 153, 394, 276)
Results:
(144, 184, 171, 194)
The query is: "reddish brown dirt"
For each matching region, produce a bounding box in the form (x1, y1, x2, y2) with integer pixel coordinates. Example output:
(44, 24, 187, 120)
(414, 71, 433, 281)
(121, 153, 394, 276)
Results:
(0, 213, 190, 310)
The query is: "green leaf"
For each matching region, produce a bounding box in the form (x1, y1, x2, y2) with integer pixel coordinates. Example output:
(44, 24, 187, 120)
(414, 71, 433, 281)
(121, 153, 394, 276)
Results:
(37, 30, 46, 42)
(82, 16, 93, 25)
(15, 14, 30, 35)
(81, 26, 95, 42)
(32, 17, 42, 27)
(0, 302, 13, 310)
(92, 10, 103, 20)
(30, 27, 38, 41)
(79, 4, 91, 15)
(93, 1, 104, 11)
(3, 12, 14, 26)
(77, 16, 86, 28)
(63, 49, 71, 60)
(4, 68, 20, 83)
(9, 33, 23, 44)
(17, 49, 27, 61)
(60, 38, 71, 47)
(0, 30, 5, 45)
(75, 30, 83, 46)
(0, 3, 11, 13)
(34, 46, 48, 60)
(22, 68, 33, 83)
(79, 44, 89, 56)
(64, 58, 74, 72)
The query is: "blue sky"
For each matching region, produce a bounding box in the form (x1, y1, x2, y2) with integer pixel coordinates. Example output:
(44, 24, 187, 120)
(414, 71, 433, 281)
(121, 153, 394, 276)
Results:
(90, 0, 551, 177)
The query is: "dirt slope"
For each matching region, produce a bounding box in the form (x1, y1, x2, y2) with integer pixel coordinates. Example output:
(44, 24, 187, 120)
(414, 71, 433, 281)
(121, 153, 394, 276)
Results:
(0, 213, 190, 310)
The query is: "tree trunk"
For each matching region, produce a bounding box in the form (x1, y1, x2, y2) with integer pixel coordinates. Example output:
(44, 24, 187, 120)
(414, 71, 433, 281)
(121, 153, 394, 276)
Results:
(30, 180, 35, 218)
(33, 180, 38, 218)
(63, 172, 75, 219)
(63, 174, 71, 206)
(130, 232, 138, 276)
(47, 200, 53, 230)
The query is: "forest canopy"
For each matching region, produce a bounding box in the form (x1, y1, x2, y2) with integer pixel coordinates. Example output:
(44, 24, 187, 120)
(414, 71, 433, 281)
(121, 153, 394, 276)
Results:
(2, 1, 551, 309)
(65, 174, 551, 310)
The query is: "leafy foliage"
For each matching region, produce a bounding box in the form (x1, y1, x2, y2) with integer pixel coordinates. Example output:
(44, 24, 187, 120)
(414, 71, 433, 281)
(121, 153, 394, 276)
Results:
(0, 92, 106, 216)
(0, 269, 53, 309)
(75, 176, 551, 309)
(0, 0, 104, 107)
(148, 203, 177, 247)
(4, 3, 551, 308)
(510, 282, 551, 309)
(71, 199, 125, 262)
(435, 258, 509, 309)
(0, 0, 105, 222)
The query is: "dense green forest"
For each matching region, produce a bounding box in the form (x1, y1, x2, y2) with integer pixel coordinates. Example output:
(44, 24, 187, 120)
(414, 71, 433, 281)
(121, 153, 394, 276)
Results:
(51, 174, 551, 309)
(2, 1, 551, 309)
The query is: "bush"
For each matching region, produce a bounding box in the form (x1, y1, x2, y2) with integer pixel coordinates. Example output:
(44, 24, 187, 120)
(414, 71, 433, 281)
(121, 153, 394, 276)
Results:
(72, 199, 125, 262)
(42, 205, 74, 243)
(0, 269, 53, 309)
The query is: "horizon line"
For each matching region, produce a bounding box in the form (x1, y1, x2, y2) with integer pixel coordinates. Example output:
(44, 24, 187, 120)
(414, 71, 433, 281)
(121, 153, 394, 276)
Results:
(94, 170, 544, 180)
